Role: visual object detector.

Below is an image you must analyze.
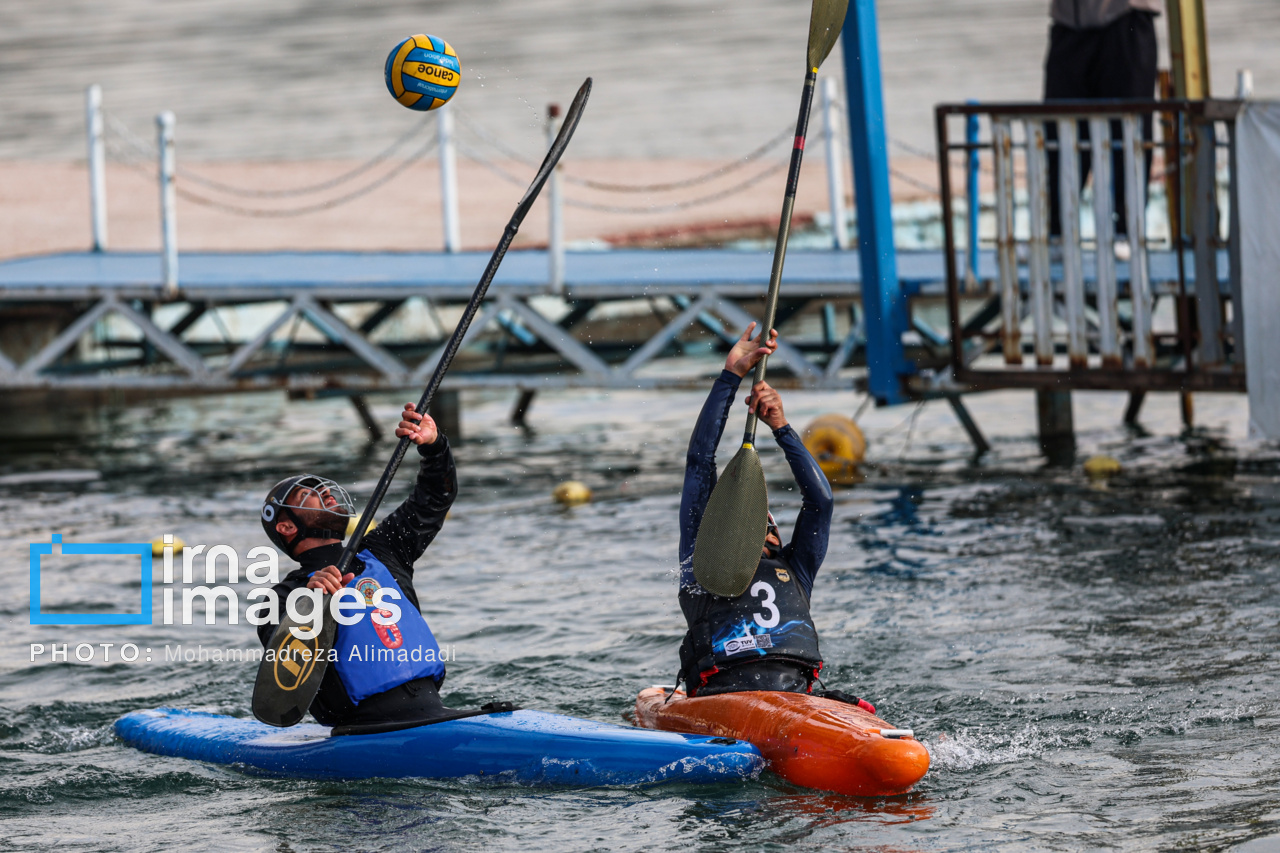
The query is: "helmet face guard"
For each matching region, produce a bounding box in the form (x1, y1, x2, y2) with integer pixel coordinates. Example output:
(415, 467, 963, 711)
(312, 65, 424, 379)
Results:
(764, 510, 781, 557)
(261, 475, 355, 556)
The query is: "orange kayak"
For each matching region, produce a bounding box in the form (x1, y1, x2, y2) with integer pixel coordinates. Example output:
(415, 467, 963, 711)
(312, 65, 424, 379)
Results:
(634, 687, 929, 796)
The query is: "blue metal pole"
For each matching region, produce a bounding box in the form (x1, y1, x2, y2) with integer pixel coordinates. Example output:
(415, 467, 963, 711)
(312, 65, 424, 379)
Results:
(966, 105, 980, 285)
(841, 0, 909, 405)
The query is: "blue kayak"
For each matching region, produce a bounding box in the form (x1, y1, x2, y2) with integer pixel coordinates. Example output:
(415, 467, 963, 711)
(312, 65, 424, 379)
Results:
(114, 707, 763, 787)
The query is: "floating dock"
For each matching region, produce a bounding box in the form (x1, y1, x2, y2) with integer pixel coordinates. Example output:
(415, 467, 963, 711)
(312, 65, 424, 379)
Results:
(0, 246, 1224, 398)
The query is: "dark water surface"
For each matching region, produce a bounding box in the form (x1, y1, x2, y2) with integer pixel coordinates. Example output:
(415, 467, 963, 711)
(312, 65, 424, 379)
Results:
(1, 387, 1278, 851)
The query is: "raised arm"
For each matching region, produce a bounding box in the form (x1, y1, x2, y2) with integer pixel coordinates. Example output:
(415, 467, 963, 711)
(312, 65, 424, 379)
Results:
(678, 324, 777, 579)
(363, 405, 458, 595)
(678, 369, 741, 572)
(744, 381, 833, 599)
(774, 426, 833, 598)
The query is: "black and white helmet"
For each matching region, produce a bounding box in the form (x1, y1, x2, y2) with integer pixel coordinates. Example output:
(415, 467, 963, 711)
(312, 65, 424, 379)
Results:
(764, 510, 781, 556)
(261, 474, 355, 556)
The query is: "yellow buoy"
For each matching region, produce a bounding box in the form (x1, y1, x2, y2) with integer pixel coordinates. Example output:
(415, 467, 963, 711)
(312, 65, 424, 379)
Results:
(151, 536, 184, 556)
(1083, 455, 1122, 479)
(802, 414, 867, 487)
(345, 516, 378, 537)
(553, 480, 592, 506)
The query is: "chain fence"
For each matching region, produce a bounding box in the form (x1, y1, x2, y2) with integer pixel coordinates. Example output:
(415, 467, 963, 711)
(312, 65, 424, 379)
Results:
(105, 111, 440, 218)
(177, 113, 436, 198)
(101, 99, 939, 218)
(174, 136, 440, 218)
(455, 109, 796, 194)
(457, 142, 790, 215)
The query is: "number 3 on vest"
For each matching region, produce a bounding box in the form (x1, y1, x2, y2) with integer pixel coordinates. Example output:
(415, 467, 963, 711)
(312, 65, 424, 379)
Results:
(751, 581, 780, 628)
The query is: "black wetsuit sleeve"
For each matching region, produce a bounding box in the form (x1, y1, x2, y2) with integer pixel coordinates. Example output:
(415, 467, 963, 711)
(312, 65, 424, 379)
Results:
(774, 424, 833, 599)
(252, 437, 456, 647)
(678, 369, 744, 582)
(361, 436, 458, 612)
(255, 569, 311, 647)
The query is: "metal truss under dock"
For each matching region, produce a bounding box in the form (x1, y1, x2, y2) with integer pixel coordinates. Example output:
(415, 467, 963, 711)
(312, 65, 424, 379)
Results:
(0, 246, 1231, 396)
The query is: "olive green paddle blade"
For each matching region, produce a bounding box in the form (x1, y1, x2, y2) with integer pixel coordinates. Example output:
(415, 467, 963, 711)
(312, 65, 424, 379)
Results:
(807, 0, 849, 70)
(252, 595, 337, 727)
(692, 445, 769, 598)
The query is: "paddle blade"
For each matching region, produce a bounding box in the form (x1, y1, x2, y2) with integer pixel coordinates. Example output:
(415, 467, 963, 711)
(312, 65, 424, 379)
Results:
(807, 0, 849, 70)
(251, 596, 338, 727)
(692, 446, 769, 598)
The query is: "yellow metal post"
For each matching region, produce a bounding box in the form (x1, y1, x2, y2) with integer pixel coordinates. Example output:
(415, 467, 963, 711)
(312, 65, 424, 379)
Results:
(1166, 0, 1210, 99)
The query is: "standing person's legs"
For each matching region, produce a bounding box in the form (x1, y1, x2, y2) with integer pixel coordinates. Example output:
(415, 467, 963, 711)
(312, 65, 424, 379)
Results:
(1093, 11, 1159, 237)
(1044, 23, 1097, 237)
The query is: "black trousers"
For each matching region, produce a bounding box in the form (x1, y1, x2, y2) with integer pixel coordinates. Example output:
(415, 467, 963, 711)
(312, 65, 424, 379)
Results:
(311, 675, 446, 727)
(1044, 10, 1158, 237)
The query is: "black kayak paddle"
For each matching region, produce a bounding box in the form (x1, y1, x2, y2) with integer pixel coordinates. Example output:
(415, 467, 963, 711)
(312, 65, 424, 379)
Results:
(691, 0, 848, 599)
(252, 78, 593, 727)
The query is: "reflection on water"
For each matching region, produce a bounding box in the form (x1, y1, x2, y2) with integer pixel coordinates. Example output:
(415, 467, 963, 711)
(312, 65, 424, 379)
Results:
(1, 385, 1278, 850)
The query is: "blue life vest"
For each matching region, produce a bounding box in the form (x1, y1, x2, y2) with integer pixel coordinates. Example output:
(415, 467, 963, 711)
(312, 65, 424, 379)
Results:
(331, 550, 445, 704)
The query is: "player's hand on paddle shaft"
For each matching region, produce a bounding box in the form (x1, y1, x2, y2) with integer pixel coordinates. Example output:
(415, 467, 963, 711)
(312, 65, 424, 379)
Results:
(395, 403, 438, 445)
(746, 381, 788, 431)
(308, 564, 354, 594)
(725, 322, 778, 378)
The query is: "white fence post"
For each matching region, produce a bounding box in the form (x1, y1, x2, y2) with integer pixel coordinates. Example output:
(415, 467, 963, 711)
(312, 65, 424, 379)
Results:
(1058, 120, 1086, 367)
(157, 111, 178, 296)
(547, 103, 565, 294)
(992, 118, 1020, 364)
(86, 84, 108, 251)
(1122, 115, 1154, 368)
(1089, 117, 1120, 367)
(438, 105, 461, 252)
(1237, 69, 1253, 99)
(821, 77, 849, 250)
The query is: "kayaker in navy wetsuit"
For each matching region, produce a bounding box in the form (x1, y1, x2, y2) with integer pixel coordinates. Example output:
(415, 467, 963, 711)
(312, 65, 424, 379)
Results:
(256, 403, 455, 727)
(677, 324, 869, 710)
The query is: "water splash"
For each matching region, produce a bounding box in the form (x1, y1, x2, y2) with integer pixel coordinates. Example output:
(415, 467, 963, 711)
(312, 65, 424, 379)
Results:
(922, 724, 1067, 773)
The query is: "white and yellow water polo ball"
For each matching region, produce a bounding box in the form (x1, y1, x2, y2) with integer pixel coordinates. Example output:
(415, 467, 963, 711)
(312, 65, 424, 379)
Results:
(384, 34, 460, 111)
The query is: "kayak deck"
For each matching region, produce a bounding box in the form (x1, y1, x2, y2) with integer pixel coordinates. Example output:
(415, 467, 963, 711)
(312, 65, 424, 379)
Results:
(116, 707, 763, 787)
(634, 687, 929, 796)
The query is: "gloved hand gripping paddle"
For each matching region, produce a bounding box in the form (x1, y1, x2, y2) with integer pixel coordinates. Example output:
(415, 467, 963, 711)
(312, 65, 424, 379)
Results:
(691, 0, 848, 599)
(252, 79, 593, 727)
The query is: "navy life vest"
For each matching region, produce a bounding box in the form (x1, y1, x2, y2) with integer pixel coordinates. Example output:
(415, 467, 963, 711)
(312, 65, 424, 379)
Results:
(331, 550, 445, 704)
(679, 553, 823, 696)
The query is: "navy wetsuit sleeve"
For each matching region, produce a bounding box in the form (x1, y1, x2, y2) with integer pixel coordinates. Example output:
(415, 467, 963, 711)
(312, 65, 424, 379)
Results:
(362, 436, 458, 610)
(774, 424, 833, 600)
(678, 370, 744, 585)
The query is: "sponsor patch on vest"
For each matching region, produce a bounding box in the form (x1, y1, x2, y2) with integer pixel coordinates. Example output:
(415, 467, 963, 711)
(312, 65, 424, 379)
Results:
(374, 612, 403, 649)
(775, 569, 791, 583)
(355, 577, 381, 606)
(723, 633, 775, 655)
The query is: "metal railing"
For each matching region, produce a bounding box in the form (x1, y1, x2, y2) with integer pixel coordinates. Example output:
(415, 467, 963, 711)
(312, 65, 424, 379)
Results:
(935, 99, 1245, 392)
(84, 78, 857, 274)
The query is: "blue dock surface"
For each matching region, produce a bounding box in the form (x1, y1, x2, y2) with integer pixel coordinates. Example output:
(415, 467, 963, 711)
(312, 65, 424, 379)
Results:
(0, 248, 1223, 301)
(0, 249, 867, 300)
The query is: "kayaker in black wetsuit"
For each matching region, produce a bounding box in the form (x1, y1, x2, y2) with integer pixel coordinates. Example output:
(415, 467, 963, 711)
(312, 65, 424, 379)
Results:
(256, 403, 455, 727)
(676, 324, 873, 712)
